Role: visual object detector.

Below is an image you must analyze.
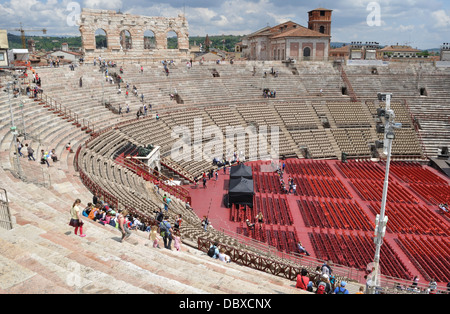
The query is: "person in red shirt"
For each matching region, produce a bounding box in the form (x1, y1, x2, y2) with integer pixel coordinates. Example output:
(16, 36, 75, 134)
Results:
(296, 268, 310, 291)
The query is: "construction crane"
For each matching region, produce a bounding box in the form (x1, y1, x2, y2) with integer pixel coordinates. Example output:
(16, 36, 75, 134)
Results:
(9, 23, 47, 49)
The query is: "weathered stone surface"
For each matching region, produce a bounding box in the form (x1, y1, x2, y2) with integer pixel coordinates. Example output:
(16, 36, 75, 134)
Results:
(79, 9, 190, 63)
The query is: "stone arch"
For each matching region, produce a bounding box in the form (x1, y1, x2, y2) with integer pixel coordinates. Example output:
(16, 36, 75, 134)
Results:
(144, 29, 156, 50)
(120, 29, 132, 50)
(95, 28, 108, 49)
(166, 29, 179, 49)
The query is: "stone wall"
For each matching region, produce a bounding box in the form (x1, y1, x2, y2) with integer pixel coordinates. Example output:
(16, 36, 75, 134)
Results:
(79, 9, 190, 63)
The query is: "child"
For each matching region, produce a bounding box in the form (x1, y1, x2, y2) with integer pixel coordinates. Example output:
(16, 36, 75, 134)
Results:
(149, 225, 160, 248)
(173, 232, 181, 251)
(174, 214, 182, 231)
(218, 248, 231, 263)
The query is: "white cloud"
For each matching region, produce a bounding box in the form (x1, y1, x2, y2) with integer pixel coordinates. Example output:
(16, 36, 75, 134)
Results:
(82, 0, 123, 11)
(432, 10, 450, 28)
(398, 24, 414, 32)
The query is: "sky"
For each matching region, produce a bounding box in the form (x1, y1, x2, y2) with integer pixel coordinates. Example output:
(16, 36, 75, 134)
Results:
(0, 0, 449, 49)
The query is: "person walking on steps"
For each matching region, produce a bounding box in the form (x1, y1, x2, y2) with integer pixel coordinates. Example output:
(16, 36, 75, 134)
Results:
(69, 199, 86, 237)
(119, 210, 131, 243)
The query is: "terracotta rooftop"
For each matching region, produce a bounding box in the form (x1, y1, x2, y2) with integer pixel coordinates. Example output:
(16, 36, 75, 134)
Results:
(309, 8, 333, 12)
(270, 25, 330, 39)
(380, 45, 422, 53)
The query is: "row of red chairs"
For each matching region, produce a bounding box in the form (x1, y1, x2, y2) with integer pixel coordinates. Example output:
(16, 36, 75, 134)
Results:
(389, 161, 449, 185)
(349, 178, 419, 204)
(254, 194, 293, 226)
(297, 199, 373, 231)
(395, 236, 450, 283)
(367, 202, 448, 236)
(230, 194, 293, 227)
(309, 229, 412, 280)
(294, 176, 352, 199)
(408, 183, 450, 206)
(334, 160, 387, 180)
(253, 172, 282, 194)
(236, 224, 299, 254)
(285, 160, 336, 178)
(265, 225, 298, 254)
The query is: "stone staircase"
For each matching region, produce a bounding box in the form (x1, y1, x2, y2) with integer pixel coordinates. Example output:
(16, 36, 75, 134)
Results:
(0, 165, 307, 294)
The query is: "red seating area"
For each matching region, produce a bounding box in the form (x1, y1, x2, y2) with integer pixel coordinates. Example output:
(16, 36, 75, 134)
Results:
(309, 229, 412, 280)
(230, 194, 293, 226)
(349, 179, 420, 204)
(297, 199, 373, 231)
(390, 161, 449, 185)
(367, 202, 448, 236)
(408, 183, 450, 206)
(285, 160, 336, 177)
(218, 159, 450, 284)
(335, 161, 386, 180)
(253, 171, 282, 194)
(294, 176, 352, 199)
(237, 224, 299, 255)
(395, 236, 450, 282)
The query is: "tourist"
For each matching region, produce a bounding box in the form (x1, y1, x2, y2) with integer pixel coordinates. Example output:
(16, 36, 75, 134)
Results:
(149, 225, 160, 248)
(296, 268, 310, 291)
(173, 231, 181, 251)
(119, 210, 132, 243)
(246, 219, 255, 230)
(316, 274, 332, 294)
(218, 248, 231, 263)
(50, 149, 58, 162)
(88, 204, 99, 220)
(333, 281, 349, 294)
(356, 286, 365, 294)
(79, 77, 83, 88)
(439, 203, 448, 213)
(40, 150, 50, 167)
(256, 212, 264, 224)
(174, 214, 182, 231)
(297, 241, 311, 256)
(159, 216, 173, 250)
(322, 261, 333, 276)
(207, 241, 220, 259)
(69, 199, 86, 237)
(202, 216, 209, 232)
(428, 279, 437, 292)
(411, 275, 419, 288)
(26, 144, 35, 161)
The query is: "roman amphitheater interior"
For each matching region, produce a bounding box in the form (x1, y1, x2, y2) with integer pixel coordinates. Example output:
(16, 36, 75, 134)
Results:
(0, 9, 449, 295)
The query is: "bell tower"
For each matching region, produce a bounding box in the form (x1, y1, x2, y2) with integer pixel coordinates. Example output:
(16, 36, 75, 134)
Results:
(308, 8, 332, 36)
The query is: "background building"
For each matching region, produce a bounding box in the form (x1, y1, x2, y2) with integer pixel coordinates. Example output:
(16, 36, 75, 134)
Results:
(0, 30, 9, 68)
(244, 8, 332, 62)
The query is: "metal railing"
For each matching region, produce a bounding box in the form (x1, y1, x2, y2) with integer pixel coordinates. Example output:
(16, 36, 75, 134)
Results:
(0, 188, 13, 231)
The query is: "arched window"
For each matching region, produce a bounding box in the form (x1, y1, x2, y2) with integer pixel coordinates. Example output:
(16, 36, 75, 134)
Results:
(144, 30, 156, 50)
(303, 47, 311, 58)
(319, 26, 325, 34)
(167, 30, 178, 49)
(120, 30, 132, 50)
(95, 29, 108, 49)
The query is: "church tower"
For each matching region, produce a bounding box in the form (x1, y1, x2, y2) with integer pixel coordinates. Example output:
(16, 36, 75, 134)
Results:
(308, 8, 332, 36)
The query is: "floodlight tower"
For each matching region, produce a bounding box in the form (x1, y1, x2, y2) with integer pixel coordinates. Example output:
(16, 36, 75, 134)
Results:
(370, 92, 402, 294)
